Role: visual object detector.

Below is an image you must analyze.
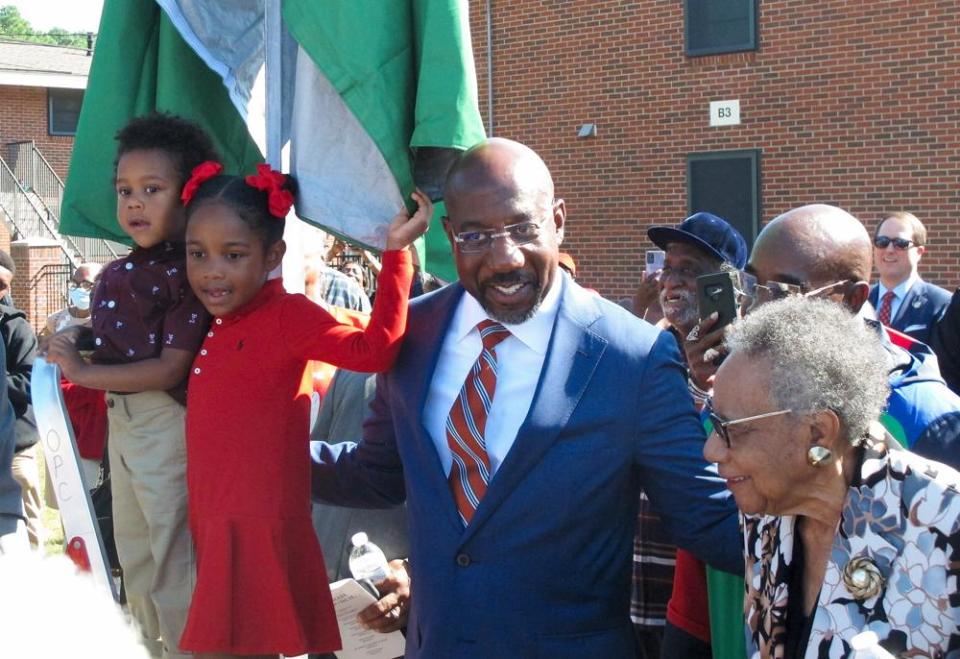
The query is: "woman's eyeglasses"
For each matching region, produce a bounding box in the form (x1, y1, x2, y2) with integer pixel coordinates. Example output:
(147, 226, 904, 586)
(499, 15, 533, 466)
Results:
(705, 397, 792, 448)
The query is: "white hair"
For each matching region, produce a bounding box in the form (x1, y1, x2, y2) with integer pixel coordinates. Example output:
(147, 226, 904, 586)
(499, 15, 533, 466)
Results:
(725, 297, 890, 443)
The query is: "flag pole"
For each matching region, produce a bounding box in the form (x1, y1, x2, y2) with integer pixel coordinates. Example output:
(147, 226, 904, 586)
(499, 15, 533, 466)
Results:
(265, 0, 283, 169)
(266, 0, 306, 291)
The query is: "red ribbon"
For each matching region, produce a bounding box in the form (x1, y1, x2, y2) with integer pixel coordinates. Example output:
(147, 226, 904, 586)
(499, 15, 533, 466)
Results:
(180, 160, 223, 206)
(245, 163, 294, 218)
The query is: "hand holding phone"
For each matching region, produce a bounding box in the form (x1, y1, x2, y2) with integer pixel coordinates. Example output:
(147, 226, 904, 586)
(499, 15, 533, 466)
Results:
(696, 271, 739, 331)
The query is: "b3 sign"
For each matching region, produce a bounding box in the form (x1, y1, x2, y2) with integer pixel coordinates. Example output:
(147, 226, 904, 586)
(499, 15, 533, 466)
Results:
(710, 100, 741, 126)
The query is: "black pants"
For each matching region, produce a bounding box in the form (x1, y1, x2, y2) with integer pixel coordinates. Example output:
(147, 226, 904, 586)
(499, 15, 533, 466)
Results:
(661, 620, 712, 659)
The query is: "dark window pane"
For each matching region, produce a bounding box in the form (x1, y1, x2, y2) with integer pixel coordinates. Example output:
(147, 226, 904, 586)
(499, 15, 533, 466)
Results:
(686, 0, 757, 56)
(49, 89, 84, 136)
(687, 151, 760, 249)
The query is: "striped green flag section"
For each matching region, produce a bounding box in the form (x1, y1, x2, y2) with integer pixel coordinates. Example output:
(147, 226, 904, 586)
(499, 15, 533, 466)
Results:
(283, 0, 485, 279)
(62, 0, 484, 282)
(59, 0, 262, 243)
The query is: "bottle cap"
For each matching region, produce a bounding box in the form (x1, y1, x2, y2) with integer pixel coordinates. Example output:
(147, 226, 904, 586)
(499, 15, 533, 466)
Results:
(351, 532, 369, 547)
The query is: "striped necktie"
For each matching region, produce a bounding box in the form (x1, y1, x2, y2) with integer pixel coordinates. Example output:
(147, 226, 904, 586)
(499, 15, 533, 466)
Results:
(446, 319, 511, 526)
(877, 290, 896, 325)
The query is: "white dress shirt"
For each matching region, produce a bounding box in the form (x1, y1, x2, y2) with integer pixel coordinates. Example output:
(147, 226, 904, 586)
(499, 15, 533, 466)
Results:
(423, 270, 563, 478)
(877, 273, 918, 323)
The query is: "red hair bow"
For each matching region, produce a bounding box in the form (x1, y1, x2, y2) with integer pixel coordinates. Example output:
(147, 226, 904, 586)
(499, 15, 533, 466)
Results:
(180, 160, 223, 206)
(245, 163, 294, 218)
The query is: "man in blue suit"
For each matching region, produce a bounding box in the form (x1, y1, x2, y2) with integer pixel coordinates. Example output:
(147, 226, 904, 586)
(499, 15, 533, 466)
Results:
(311, 139, 740, 658)
(868, 211, 951, 344)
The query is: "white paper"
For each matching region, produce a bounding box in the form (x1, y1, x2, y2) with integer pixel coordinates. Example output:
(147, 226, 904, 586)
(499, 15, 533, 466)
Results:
(330, 579, 406, 659)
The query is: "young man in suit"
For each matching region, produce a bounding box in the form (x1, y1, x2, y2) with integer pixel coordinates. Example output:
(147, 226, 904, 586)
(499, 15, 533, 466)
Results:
(311, 138, 740, 658)
(869, 211, 951, 344)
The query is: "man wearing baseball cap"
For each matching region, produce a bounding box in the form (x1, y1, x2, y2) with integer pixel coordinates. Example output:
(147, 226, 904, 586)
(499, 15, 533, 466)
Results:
(631, 212, 747, 659)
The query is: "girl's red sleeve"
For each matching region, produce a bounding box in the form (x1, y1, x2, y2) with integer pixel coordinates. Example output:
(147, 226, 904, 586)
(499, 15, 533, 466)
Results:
(279, 249, 413, 372)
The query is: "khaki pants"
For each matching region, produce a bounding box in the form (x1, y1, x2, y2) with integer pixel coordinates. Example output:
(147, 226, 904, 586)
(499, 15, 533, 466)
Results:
(44, 457, 101, 510)
(11, 445, 44, 549)
(107, 391, 194, 659)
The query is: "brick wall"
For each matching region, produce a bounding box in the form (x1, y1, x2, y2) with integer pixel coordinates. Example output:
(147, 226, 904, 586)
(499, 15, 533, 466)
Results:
(10, 239, 65, 333)
(0, 85, 75, 180)
(470, 0, 960, 298)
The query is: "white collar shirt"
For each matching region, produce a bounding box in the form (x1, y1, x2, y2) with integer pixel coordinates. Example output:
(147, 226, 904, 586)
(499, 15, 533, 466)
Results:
(423, 270, 563, 478)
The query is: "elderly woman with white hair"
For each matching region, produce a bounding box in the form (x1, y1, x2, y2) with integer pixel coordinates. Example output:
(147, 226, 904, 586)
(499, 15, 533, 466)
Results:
(704, 296, 960, 658)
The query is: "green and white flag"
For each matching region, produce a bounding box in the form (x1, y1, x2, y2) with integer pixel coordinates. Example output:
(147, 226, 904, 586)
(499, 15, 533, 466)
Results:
(60, 0, 262, 244)
(61, 0, 485, 281)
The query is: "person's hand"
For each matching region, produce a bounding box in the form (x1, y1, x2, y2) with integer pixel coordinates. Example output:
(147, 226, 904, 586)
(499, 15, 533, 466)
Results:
(37, 324, 83, 356)
(357, 559, 411, 633)
(43, 333, 88, 382)
(683, 312, 728, 391)
(385, 189, 432, 251)
(632, 270, 661, 318)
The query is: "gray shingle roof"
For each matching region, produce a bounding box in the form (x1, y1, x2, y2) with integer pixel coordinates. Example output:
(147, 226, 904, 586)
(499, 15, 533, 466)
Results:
(0, 39, 91, 77)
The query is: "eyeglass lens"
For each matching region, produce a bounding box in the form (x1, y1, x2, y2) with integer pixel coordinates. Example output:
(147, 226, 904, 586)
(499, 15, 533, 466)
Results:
(874, 236, 914, 250)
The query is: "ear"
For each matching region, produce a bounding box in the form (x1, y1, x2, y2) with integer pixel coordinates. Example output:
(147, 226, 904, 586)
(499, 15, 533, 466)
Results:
(441, 216, 457, 250)
(915, 245, 926, 258)
(808, 408, 842, 449)
(265, 239, 286, 272)
(553, 198, 566, 244)
(844, 280, 870, 314)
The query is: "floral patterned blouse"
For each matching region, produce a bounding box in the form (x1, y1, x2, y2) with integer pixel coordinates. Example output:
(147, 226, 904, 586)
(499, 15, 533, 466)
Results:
(743, 441, 960, 658)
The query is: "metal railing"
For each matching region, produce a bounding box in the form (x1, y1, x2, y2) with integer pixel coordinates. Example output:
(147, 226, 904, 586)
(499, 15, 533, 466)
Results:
(8, 141, 64, 218)
(27, 262, 73, 334)
(0, 156, 74, 263)
(5, 141, 124, 265)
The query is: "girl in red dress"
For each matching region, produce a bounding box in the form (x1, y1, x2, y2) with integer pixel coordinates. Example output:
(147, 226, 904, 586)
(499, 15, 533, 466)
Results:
(178, 161, 430, 658)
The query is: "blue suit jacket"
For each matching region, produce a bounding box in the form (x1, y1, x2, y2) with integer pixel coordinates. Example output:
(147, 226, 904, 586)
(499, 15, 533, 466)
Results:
(869, 278, 951, 345)
(312, 276, 739, 658)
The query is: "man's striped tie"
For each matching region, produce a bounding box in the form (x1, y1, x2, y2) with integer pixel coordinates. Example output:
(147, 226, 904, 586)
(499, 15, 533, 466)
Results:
(877, 290, 896, 326)
(445, 319, 511, 526)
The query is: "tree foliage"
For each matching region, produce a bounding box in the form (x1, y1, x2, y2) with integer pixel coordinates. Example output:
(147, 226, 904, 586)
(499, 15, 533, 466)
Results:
(0, 5, 93, 49)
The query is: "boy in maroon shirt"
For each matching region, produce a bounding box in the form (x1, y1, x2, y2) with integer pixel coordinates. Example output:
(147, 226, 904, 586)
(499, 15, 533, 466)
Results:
(45, 113, 216, 658)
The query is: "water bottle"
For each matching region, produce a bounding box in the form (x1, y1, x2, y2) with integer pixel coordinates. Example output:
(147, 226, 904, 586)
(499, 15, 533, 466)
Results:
(348, 532, 389, 583)
(848, 631, 895, 658)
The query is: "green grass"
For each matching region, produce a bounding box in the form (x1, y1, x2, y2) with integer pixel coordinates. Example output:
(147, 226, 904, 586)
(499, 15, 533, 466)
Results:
(35, 447, 66, 556)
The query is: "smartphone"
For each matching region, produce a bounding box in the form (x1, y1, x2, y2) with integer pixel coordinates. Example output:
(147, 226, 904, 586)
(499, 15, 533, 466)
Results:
(645, 250, 664, 275)
(696, 271, 739, 330)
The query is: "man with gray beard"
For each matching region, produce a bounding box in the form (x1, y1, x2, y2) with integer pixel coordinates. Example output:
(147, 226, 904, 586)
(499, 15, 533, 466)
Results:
(632, 212, 747, 659)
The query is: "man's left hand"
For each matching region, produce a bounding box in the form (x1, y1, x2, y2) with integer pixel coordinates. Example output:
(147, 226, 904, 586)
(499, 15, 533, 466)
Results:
(357, 559, 411, 633)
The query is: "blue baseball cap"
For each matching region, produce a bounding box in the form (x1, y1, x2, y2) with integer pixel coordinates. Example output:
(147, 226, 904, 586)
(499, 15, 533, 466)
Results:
(647, 212, 748, 269)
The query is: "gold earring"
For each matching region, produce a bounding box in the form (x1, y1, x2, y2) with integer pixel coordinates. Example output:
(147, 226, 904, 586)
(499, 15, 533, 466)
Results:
(807, 446, 831, 467)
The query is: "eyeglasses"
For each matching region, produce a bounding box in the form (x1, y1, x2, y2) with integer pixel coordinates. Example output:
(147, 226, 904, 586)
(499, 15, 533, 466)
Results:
(448, 202, 558, 254)
(68, 281, 96, 291)
(705, 397, 792, 448)
(873, 236, 918, 250)
(740, 273, 849, 307)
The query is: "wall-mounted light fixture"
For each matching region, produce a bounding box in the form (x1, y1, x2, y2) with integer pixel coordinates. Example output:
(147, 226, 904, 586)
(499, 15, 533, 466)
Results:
(577, 123, 597, 138)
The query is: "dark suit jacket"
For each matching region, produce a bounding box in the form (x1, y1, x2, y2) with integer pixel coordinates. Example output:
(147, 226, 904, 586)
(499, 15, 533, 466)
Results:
(869, 278, 951, 345)
(931, 287, 960, 396)
(310, 369, 408, 581)
(312, 275, 739, 658)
